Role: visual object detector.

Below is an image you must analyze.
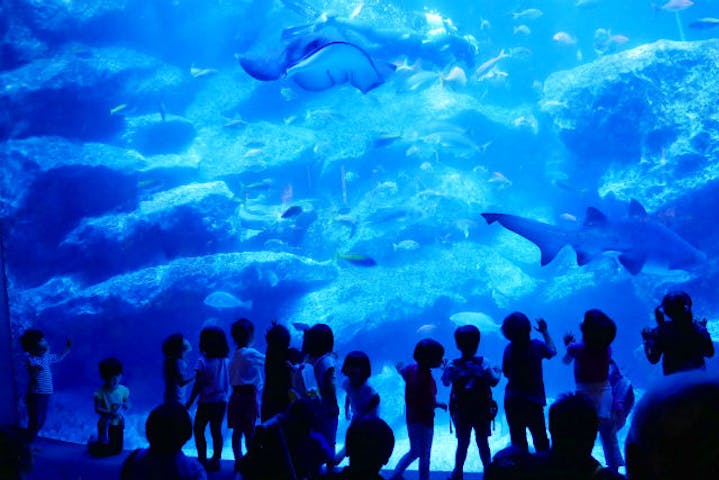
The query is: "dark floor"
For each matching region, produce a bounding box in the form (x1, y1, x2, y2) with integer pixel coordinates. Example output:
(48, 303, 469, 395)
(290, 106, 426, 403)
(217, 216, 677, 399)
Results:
(25, 437, 484, 480)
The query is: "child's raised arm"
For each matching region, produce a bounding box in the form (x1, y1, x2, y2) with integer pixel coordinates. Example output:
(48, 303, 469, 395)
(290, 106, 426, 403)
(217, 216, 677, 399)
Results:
(535, 319, 557, 357)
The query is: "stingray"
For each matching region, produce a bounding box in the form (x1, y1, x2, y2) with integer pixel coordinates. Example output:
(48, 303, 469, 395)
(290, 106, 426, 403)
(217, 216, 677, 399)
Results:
(240, 37, 394, 93)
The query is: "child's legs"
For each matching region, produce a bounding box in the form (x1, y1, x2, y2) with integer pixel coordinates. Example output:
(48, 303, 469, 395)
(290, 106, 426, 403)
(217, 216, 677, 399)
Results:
(504, 397, 528, 451)
(97, 415, 111, 444)
(598, 417, 623, 470)
(453, 420, 472, 473)
(525, 403, 550, 452)
(194, 403, 211, 461)
(108, 424, 124, 454)
(474, 427, 491, 470)
(207, 402, 227, 460)
(26, 393, 50, 441)
(391, 423, 422, 479)
(416, 424, 434, 480)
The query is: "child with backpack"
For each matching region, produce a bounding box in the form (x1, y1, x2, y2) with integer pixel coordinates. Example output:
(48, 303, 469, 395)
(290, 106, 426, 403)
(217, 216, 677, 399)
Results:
(442, 325, 501, 478)
(390, 338, 447, 480)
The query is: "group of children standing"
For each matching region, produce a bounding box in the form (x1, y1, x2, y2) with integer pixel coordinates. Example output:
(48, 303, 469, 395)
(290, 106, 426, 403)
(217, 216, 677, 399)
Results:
(18, 289, 714, 478)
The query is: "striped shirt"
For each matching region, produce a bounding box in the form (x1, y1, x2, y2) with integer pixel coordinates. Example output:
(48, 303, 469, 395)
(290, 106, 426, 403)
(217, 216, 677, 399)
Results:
(27, 352, 60, 394)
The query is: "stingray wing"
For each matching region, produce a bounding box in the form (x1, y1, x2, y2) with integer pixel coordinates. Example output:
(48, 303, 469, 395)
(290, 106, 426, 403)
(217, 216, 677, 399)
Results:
(286, 41, 392, 93)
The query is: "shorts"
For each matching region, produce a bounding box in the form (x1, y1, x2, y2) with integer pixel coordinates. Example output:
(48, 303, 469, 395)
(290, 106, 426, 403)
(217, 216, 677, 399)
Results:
(227, 385, 258, 431)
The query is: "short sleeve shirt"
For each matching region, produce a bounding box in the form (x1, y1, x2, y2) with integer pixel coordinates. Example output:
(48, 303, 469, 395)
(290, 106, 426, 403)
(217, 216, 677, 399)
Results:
(94, 384, 130, 426)
(567, 342, 611, 384)
(194, 357, 229, 403)
(341, 379, 379, 419)
(503, 340, 553, 405)
(229, 347, 265, 389)
(27, 352, 59, 394)
(401, 363, 436, 426)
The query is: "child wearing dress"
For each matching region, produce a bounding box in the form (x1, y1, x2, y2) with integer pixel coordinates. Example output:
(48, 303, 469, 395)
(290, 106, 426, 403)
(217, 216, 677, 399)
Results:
(442, 325, 501, 478)
(390, 338, 447, 480)
(335, 350, 380, 465)
(162, 333, 194, 404)
(563, 309, 623, 471)
(19, 329, 71, 442)
(501, 312, 557, 453)
(89, 357, 130, 457)
(228, 318, 265, 472)
(186, 326, 230, 471)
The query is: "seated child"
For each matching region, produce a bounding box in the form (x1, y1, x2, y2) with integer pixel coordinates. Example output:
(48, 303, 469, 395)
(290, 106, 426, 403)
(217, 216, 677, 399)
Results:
(89, 357, 129, 457)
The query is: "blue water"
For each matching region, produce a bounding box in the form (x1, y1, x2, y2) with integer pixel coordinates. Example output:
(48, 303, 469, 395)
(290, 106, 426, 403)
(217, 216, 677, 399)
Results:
(3, 0, 719, 473)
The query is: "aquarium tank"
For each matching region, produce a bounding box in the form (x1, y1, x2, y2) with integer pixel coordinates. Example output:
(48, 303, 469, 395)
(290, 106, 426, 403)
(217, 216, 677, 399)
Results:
(2, 0, 719, 474)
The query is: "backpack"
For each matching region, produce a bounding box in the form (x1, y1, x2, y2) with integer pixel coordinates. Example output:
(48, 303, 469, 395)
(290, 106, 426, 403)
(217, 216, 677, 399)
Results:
(609, 360, 635, 429)
(449, 356, 498, 424)
(290, 361, 321, 402)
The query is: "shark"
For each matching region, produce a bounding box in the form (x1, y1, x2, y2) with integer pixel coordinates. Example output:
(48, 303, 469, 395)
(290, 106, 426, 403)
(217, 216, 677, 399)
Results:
(482, 199, 707, 275)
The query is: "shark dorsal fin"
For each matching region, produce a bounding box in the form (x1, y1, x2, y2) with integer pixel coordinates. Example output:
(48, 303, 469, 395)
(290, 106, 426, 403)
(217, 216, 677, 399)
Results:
(629, 199, 648, 217)
(619, 253, 645, 275)
(584, 207, 608, 227)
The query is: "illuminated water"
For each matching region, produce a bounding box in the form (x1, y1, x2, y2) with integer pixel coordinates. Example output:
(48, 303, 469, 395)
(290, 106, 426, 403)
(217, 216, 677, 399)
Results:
(3, 0, 719, 473)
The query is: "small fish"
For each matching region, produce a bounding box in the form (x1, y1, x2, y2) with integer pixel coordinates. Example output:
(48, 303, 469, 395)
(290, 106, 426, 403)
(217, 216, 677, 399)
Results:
(475, 50, 510, 77)
(223, 118, 247, 129)
(349, 1, 365, 19)
(553, 32, 577, 45)
(244, 178, 274, 191)
(404, 70, 440, 91)
(190, 65, 219, 78)
(416, 324, 438, 335)
(337, 252, 377, 267)
(373, 133, 403, 148)
(513, 25, 532, 36)
(512, 9, 543, 21)
(110, 104, 127, 115)
(488, 171, 512, 188)
(658, 0, 693, 12)
(576, 0, 602, 7)
(393, 240, 420, 251)
(281, 205, 303, 218)
(137, 179, 158, 189)
(291, 321, 311, 332)
(245, 141, 265, 149)
(204, 291, 253, 310)
(159, 102, 166, 121)
(441, 66, 468, 89)
(689, 17, 719, 29)
(560, 213, 578, 222)
(244, 148, 264, 158)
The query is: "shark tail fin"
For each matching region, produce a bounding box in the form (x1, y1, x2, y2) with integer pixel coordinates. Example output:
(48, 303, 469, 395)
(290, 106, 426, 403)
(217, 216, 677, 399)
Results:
(482, 213, 566, 266)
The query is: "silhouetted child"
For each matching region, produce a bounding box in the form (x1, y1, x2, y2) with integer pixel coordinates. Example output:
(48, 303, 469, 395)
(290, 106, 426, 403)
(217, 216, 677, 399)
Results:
(442, 325, 501, 478)
(261, 323, 293, 422)
(228, 318, 265, 472)
(19, 329, 71, 442)
(330, 417, 396, 480)
(641, 290, 714, 375)
(390, 338, 447, 480)
(162, 333, 194, 404)
(531, 393, 624, 480)
(186, 326, 230, 471)
(501, 313, 556, 453)
(341, 350, 380, 421)
(335, 350, 380, 465)
(89, 357, 129, 457)
(563, 309, 623, 471)
(120, 402, 206, 480)
(303, 324, 340, 456)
